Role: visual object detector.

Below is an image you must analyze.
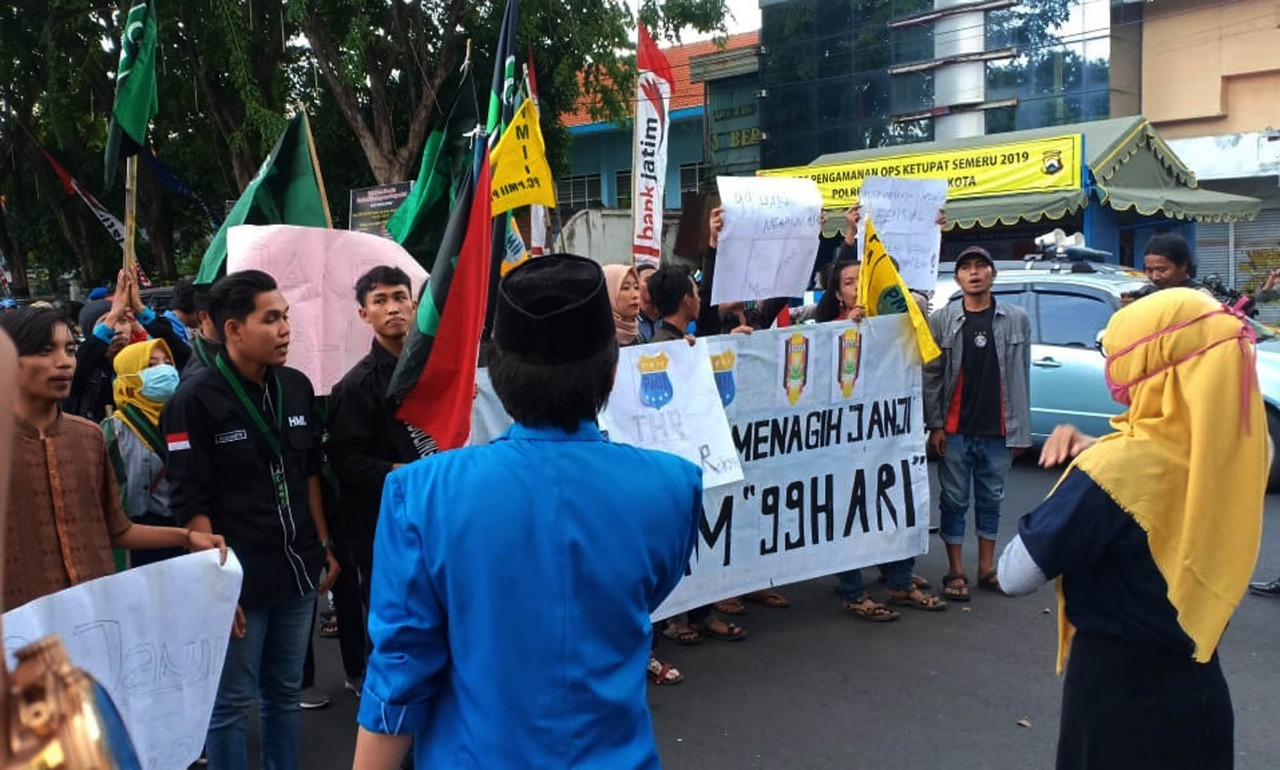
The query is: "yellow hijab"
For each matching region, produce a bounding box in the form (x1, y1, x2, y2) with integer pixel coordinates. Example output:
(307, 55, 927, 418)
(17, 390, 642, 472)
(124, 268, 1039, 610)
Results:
(112, 338, 173, 437)
(1052, 288, 1266, 670)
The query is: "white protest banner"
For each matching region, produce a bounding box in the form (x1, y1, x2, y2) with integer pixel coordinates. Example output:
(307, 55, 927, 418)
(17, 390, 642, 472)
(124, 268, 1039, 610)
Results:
(600, 339, 744, 489)
(470, 316, 929, 620)
(470, 341, 743, 489)
(653, 316, 929, 619)
(4, 551, 243, 770)
(227, 225, 429, 394)
(856, 176, 948, 294)
(713, 175, 823, 306)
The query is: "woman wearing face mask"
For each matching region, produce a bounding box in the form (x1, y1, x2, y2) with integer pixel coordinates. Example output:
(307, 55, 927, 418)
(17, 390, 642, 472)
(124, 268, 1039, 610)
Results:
(998, 288, 1265, 770)
(103, 338, 185, 567)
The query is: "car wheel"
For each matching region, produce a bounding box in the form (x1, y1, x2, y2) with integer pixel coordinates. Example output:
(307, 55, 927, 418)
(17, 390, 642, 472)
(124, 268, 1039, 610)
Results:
(1268, 408, 1280, 492)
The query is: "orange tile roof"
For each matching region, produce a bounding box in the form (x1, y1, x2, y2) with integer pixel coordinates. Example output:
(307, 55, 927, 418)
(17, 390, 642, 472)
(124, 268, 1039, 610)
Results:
(562, 31, 759, 128)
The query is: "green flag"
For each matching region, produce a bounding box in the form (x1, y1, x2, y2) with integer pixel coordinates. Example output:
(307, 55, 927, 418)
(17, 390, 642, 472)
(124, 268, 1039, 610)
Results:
(104, 0, 159, 188)
(195, 112, 330, 284)
(386, 65, 478, 266)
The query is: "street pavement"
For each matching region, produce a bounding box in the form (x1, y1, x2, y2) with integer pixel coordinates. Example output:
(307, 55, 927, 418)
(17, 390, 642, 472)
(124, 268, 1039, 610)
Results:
(300, 459, 1280, 769)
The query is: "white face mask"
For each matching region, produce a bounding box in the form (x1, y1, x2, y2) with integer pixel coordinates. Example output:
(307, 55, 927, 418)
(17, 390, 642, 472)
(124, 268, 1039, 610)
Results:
(138, 364, 180, 402)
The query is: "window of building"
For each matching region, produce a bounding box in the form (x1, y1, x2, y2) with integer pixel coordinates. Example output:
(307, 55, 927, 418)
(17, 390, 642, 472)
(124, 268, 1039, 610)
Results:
(615, 170, 632, 210)
(680, 162, 710, 195)
(557, 174, 602, 211)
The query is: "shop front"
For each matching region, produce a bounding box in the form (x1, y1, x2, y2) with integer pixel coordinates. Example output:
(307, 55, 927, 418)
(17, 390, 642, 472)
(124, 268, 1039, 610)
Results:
(759, 116, 1261, 268)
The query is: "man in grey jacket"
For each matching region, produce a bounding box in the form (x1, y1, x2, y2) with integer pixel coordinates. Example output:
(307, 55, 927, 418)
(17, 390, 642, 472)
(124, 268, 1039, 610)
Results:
(924, 246, 1031, 602)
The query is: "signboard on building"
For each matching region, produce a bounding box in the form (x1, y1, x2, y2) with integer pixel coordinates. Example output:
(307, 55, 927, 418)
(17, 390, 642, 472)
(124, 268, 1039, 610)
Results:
(759, 134, 1082, 209)
(707, 77, 762, 178)
(348, 182, 413, 238)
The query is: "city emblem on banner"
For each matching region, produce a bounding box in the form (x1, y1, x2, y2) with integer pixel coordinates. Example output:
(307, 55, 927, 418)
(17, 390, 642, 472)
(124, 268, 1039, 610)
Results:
(836, 327, 862, 399)
(1041, 150, 1064, 175)
(782, 332, 809, 407)
(638, 351, 674, 410)
(711, 348, 736, 407)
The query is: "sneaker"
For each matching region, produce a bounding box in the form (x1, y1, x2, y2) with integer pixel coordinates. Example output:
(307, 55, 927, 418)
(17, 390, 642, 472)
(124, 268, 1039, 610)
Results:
(300, 686, 331, 710)
(188, 749, 208, 767)
(344, 676, 364, 697)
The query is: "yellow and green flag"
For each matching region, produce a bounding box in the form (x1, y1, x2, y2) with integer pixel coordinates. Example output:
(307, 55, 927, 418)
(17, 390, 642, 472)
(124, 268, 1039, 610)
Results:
(858, 215, 940, 364)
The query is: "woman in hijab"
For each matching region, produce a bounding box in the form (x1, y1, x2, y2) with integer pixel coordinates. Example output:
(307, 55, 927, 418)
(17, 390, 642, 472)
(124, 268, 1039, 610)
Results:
(102, 338, 185, 568)
(603, 264, 644, 347)
(998, 288, 1265, 770)
(604, 263, 684, 684)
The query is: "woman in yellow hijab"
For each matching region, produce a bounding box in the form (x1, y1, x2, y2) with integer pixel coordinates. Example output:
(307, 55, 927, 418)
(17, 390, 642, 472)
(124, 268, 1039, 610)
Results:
(102, 337, 185, 567)
(997, 288, 1265, 770)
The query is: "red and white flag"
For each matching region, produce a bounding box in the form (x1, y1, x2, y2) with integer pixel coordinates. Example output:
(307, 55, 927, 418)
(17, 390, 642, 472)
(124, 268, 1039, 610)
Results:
(39, 147, 127, 249)
(525, 50, 548, 258)
(631, 26, 673, 266)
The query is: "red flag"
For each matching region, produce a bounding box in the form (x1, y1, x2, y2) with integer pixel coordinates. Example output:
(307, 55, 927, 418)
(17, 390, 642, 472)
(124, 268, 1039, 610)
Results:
(395, 157, 495, 450)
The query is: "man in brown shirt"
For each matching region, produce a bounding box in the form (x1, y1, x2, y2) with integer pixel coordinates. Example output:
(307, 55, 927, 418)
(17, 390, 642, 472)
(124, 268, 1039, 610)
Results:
(0, 308, 225, 612)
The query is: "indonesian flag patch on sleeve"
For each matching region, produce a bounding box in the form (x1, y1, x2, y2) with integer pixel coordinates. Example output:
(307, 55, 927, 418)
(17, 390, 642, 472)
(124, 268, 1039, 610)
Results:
(167, 433, 191, 451)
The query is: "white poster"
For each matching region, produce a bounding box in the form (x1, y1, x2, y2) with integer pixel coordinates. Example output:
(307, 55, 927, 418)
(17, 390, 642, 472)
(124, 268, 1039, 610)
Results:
(470, 316, 929, 621)
(600, 339, 744, 489)
(3, 551, 244, 770)
(227, 225, 429, 395)
(713, 175, 823, 306)
(856, 176, 948, 294)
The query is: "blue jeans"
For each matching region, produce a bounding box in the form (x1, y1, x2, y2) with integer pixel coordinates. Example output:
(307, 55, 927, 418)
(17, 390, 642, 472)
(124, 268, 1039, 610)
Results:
(937, 433, 1012, 546)
(207, 590, 315, 770)
(838, 558, 916, 599)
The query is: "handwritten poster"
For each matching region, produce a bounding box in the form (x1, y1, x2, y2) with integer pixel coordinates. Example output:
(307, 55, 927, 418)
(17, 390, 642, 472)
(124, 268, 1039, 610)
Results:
(600, 338, 744, 489)
(227, 225, 429, 394)
(712, 176, 823, 305)
(4, 551, 244, 770)
(856, 176, 948, 294)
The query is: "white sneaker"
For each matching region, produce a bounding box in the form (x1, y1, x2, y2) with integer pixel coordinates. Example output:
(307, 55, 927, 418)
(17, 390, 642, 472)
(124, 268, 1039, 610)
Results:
(344, 676, 364, 697)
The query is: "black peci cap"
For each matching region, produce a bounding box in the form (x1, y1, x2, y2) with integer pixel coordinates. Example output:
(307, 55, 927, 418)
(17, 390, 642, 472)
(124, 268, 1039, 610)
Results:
(493, 254, 616, 365)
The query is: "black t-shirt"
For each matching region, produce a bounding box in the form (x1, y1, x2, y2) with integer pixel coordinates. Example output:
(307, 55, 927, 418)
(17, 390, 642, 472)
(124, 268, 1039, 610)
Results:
(956, 303, 1004, 437)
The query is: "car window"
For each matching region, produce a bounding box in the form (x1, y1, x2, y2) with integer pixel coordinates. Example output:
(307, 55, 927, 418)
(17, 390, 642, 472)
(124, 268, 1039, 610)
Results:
(1037, 291, 1113, 348)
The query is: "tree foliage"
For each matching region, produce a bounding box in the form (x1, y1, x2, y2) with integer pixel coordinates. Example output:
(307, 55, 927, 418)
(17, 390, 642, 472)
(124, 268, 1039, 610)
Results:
(0, 0, 728, 293)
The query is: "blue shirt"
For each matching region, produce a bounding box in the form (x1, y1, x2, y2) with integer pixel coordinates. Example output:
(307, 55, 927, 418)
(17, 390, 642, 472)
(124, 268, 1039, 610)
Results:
(638, 313, 657, 343)
(358, 421, 702, 769)
(1018, 469, 1193, 657)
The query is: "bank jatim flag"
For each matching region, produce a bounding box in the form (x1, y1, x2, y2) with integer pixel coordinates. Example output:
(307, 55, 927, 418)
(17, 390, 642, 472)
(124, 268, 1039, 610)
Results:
(490, 98, 555, 216)
(858, 216, 940, 364)
(631, 25, 673, 266)
(105, 0, 159, 188)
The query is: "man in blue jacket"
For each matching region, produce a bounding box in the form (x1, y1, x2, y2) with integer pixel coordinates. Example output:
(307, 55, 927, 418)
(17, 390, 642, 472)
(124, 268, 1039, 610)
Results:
(353, 254, 702, 770)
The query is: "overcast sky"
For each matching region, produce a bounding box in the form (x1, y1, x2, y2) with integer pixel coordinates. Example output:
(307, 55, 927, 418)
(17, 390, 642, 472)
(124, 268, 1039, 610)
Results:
(625, 0, 762, 40)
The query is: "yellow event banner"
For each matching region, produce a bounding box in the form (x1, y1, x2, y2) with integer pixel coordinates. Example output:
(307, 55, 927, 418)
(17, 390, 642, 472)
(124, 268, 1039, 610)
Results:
(758, 134, 1082, 209)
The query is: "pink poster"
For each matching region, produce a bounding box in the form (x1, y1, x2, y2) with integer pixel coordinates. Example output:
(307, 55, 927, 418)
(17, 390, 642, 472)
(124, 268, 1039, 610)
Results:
(226, 225, 428, 394)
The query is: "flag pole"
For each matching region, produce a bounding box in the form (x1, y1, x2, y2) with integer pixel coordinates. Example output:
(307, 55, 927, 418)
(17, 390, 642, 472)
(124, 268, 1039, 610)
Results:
(123, 154, 138, 271)
(297, 106, 333, 228)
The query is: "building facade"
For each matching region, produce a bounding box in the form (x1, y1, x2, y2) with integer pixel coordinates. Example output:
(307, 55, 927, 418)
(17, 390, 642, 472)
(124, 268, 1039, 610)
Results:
(1143, 0, 1280, 305)
(758, 0, 1142, 169)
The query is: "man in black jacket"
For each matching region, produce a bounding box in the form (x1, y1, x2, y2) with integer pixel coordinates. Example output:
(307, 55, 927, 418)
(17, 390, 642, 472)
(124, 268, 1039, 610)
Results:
(163, 269, 340, 769)
(328, 266, 419, 625)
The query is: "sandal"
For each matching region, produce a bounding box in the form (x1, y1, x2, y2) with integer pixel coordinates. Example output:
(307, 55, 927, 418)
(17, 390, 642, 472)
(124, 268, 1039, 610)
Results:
(943, 573, 971, 603)
(319, 616, 340, 638)
(744, 589, 791, 609)
(878, 573, 932, 590)
(661, 622, 704, 646)
(648, 655, 683, 685)
(715, 597, 748, 616)
(842, 595, 900, 622)
(978, 570, 1002, 593)
(887, 588, 947, 611)
(690, 619, 748, 642)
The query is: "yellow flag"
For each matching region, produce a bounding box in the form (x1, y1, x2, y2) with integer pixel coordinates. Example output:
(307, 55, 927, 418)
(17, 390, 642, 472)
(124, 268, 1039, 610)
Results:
(858, 216, 941, 364)
(490, 98, 557, 216)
